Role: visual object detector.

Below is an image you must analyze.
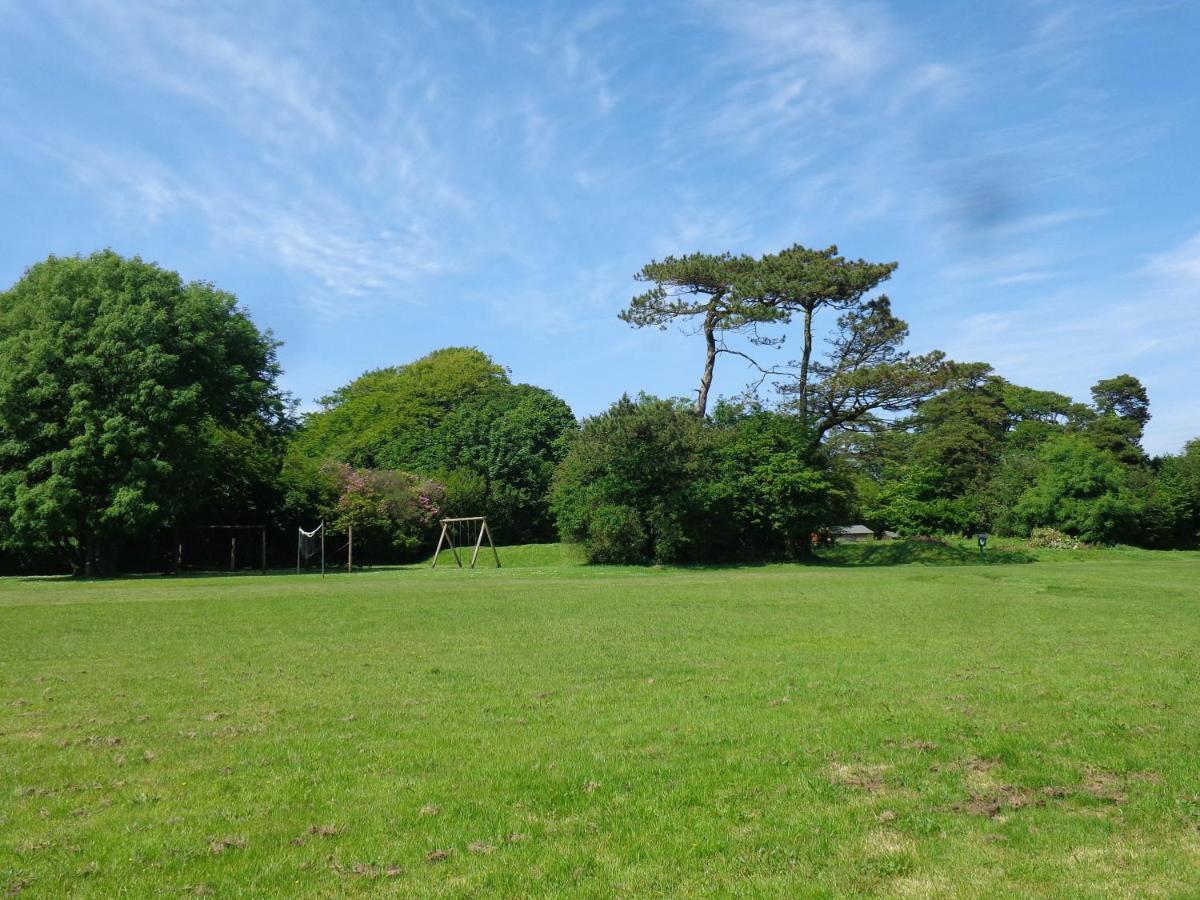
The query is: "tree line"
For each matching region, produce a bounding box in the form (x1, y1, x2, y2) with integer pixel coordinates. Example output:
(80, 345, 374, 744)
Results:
(0, 249, 1196, 575)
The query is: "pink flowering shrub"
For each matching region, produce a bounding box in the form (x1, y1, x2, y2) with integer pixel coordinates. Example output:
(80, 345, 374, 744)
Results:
(321, 462, 446, 559)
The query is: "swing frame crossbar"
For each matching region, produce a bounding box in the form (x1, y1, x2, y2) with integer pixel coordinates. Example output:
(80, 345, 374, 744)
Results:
(430, 516, 500, 569)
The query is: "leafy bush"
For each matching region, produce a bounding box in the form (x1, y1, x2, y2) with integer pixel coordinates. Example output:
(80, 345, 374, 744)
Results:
(584, 504, 647, 564)
(861, 464, 973, 537)
(551, 395, 718, 564)
(1140, 438, 1200, 548)
(324, 463, 444, 562)
(1029, 526, 1081, 550)
(552, 397, 850, 564)
(712, 409, 851, 557)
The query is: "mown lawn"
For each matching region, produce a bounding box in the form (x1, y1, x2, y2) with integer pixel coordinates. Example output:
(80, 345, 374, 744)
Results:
(1, 544, 1198, 897)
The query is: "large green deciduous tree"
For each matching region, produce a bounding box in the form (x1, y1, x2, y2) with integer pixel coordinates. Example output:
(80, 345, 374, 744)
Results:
(0, 251, 289, 575)
(1012, 434, 1140, 543)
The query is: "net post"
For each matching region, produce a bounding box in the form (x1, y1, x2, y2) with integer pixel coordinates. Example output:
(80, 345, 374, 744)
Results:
(261, 526, 266, 574)
(321, 519, 325, 578)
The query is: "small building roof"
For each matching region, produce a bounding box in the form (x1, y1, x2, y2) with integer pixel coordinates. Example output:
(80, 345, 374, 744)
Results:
(835, 524, 874, 535)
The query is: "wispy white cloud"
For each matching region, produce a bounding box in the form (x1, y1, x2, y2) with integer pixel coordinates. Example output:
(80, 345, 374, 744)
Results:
(697, 0, 903, 151)
(939, 228, 1200, 453)
(0, 0, 1194, 443)
(13, 132, 444, 312)
(55, 1, 342, 146)
(0, 1, 488, 316)
(1146, 231, 1200, 283)
(522, 6, 622, 116)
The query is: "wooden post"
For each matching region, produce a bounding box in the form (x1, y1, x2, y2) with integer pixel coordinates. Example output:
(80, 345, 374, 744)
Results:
(296, 528, 301, 575)
(347, 524, 353, 574)
(261, 526, 267, 574)
(431, 522, 447, 568)
(470, 521, 487, 569)
(486, 521, 501, 568)
(230, 536, 236, 572)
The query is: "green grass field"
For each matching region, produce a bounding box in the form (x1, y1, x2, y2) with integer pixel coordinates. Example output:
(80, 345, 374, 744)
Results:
(2, 543, 1198, 897)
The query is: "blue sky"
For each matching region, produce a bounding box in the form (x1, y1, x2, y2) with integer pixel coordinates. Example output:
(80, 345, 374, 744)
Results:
(1, 0, 1197, 453)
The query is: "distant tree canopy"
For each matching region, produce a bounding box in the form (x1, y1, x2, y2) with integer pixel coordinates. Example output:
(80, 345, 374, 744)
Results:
(0, 251, 290, 575)
(840, 366, 1196, 546)
(285, 347, 575, 544)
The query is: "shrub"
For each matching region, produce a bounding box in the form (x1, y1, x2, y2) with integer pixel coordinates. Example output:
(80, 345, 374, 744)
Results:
(712, 409, 851, 558)
(1029, 526, 1081, 550)
(552, 398, 850, 563)
(551, 395, 718, 564)
(324, 463, 445, 562)
(584, 504, 647, 564)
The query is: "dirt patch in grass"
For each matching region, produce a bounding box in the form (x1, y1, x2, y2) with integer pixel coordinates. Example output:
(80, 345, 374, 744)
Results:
(1082, 769, 1127, 804)
(830, 762, 892, 793)
(953, 756, 1003, 795)
(292, 825, 342, 845)
(955, 785, 1043, 818)
(330, 860, 402, 878)
(208, 836, 246, 854)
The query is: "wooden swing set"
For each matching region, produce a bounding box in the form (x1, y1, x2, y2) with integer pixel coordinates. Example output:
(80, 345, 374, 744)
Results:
(430, 516, 500, 569)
